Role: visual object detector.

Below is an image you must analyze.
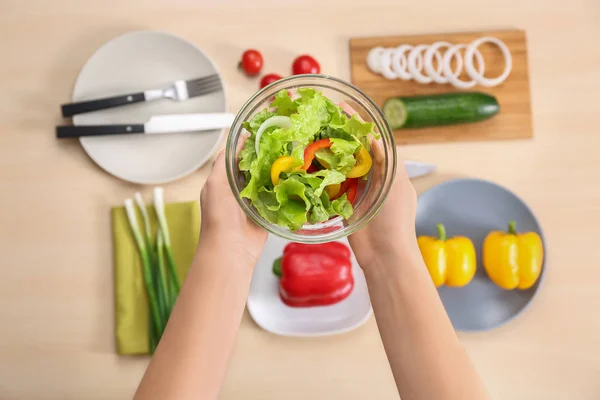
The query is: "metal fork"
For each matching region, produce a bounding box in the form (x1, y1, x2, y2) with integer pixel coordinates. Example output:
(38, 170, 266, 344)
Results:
(61, 74, 223, 117)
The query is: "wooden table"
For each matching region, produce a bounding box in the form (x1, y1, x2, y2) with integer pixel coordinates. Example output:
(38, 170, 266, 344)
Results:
(1, 1, 599, 399)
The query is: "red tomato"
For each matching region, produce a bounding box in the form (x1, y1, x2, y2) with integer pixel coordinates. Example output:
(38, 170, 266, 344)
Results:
(239, 49, 263, 76)
(292, 55, 320, 75)
(260, 73, 283, 88)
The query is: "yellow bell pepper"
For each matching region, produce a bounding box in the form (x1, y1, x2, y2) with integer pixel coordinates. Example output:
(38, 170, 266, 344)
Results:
(483, 221, 543, 290)
(346, 146, 373, 178)
(417, 224, 476, 287)
(324, 183, 341, 199)
(270, 156, 297, 185)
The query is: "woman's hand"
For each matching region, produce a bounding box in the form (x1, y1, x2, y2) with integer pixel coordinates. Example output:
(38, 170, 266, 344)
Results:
(348, 140, 420, 271)
(200, 151, 268, 264)
(135, 150, 266, 400)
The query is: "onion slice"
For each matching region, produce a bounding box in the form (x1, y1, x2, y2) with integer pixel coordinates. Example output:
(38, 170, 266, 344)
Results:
(255, 116, 292, 155)
(379, 48, 398, 80)
(391, 44, 413, 80)
(366, 46, 384, 73)
(442, 44, 485, 89)
(423, 41, 452, 84)
(464, 36, 512, 87)
(407, 45, 431, 84)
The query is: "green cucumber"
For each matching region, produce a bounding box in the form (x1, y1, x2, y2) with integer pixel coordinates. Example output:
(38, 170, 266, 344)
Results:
(382, 92, 499, 129)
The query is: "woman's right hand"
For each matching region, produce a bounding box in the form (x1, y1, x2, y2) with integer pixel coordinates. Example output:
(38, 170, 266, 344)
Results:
(348, 140, 420, 272)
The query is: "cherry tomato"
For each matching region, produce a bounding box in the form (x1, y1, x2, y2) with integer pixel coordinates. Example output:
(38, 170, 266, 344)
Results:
(260, 73, 283, 89)
(239, 49, 263, 76)
(292, 55, 320, 75)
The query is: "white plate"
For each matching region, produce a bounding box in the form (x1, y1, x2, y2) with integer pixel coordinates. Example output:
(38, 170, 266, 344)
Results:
(247, 235, 372, 337)
(72, 31, 227, 184)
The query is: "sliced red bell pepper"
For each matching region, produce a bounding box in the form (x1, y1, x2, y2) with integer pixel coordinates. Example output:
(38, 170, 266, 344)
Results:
(333, 178, 359, 203)
(306, 164, 319, 174)
(345, 178, 358, 203)
(279, 242, 354, 307)
(302, 138, 332, 170)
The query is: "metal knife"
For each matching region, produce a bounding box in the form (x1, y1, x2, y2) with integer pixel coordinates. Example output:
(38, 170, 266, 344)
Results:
(60, 74, 222, 117)
(404, 160, 436, 178)
(56, 113, 235, 139)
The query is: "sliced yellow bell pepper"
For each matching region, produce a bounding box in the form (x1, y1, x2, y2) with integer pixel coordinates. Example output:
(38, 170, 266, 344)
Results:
(324, 183, 341, 199)
(346, 146, 372, 178)
(483, 221, 543, 290)
(270, 156, 297, 185)
(417, 224, 476, 287)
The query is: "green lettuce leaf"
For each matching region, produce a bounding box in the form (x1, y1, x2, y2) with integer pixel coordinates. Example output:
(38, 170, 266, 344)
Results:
(330, 137, 361, 155)
(270, 90, 298, 116)
(288, 169, 346, 197)
(238, 136, 256, 172)
(331, 193, 353, 219)
(240, 128, 286, 201)
(243, 109, 276, 135)
(315, 138, 360, 174)
(330, 113, 377, 149)
(302, 187, 328, 224)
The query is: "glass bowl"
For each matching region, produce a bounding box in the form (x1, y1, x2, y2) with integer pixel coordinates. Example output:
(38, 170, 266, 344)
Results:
(225, 74, 396, 243)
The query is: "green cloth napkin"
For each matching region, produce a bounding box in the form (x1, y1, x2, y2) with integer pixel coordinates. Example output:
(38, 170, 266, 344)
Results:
(111, 201, 200, 355)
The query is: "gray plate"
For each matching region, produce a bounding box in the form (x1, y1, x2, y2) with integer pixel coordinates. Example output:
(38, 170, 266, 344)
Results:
(416, 178, 546, 332)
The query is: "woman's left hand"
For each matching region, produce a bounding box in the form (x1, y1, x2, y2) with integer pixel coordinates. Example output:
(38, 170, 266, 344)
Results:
(200, 151, 268, 265)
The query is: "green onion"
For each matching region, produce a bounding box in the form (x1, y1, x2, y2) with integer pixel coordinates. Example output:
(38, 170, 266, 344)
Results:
(134, 192, 153, 246)
(124, 198, 163, 348)
(153, 188, 181, 305)
(135, 192, 170, 330)
(126, 189, 185, 354)
(156, 227, 171, 327)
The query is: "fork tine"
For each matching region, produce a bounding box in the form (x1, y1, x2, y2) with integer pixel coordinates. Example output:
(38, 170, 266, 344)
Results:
(185, 74, 220, 88)
(186, 77, 221, 89)
(186, 84, 223, 98)
(186, 77, 223, 97)
(187, 79, 222, 93)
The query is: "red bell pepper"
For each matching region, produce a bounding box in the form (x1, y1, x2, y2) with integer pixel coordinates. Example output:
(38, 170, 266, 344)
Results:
(279, 242, 354, 307)
(334, 178, 359, 203)
(301, 138, 332, 170)
(345, 178, 358, 203)
(306, 164, 319, 174)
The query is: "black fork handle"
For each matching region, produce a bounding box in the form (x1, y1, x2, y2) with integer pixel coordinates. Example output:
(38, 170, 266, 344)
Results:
(61, 92, 146, 117)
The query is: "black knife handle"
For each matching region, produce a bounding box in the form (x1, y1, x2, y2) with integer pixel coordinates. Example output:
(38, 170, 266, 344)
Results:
(61, 92, 146, 117)
(56, 124, 145, 139)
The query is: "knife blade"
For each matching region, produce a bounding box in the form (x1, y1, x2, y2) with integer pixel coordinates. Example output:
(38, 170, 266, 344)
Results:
(404, 160, 436, 178)
(56, 113, 235, 139)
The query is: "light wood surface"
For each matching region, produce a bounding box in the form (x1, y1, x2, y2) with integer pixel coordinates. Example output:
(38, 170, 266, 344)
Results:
(1, 1, 600, 399)
(350, 29, 533, 144)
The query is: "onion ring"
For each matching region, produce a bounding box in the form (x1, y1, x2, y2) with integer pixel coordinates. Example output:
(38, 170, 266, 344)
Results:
(442, 44, 484, 89)
(407, 45, 430, 83)
(366, 37, 506, 88)
(379, 48, 398, 80)
(423, 41, 452, 84)
(366, 46, 384, 73)
(391, 44, 413, 80)
(464, 36, 512, 87)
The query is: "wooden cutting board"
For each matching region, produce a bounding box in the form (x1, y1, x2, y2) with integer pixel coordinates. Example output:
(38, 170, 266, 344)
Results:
(349, 30, 532, 145)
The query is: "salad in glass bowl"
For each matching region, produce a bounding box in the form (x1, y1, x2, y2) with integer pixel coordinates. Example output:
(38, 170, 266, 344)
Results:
(238, 88, 378, 231)
(226, 75, 396, 243)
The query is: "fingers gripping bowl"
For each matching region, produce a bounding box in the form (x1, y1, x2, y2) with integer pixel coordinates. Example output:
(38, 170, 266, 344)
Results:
(226, 75, 396, 243)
